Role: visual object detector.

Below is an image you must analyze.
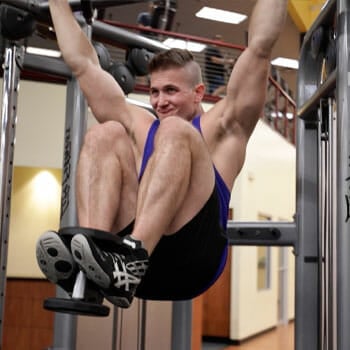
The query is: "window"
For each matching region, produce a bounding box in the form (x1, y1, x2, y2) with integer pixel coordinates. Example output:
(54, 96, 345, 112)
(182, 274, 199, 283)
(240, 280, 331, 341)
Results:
(257, 213, 272, 290)
(257, 246, 272, 290)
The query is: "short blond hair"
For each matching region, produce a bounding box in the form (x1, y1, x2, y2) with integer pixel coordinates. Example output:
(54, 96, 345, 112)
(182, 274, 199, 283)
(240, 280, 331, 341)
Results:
(149, 48, 203, 86)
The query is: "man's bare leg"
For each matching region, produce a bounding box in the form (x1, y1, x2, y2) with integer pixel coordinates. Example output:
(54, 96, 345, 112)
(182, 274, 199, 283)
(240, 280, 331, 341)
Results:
(76, 121, 138, 233)
(69, 117, 215, 307)
(131, 117, 215, 254)
(36, 121, 139, 293)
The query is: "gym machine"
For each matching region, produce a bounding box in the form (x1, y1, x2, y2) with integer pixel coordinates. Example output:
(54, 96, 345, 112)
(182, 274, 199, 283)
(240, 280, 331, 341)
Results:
(229, 0, 349, 349)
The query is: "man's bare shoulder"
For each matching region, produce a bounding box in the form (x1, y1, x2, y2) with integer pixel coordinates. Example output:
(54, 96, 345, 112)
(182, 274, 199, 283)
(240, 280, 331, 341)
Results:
(200, 98, 236, 139)
(126, 103, 157, 148)
(199, 100, 247, 190)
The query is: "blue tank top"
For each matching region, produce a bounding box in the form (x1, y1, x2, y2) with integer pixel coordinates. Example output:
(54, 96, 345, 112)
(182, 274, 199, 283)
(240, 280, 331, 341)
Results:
(138, 119, 160, 181)
(139, 116, 231, 229)
(191, 116, 231, 229)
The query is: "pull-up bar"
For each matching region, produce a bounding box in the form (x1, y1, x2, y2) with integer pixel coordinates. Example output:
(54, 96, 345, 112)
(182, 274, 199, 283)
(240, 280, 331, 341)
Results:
(0, 0, 168, 52)
(0, 0, 148, 17)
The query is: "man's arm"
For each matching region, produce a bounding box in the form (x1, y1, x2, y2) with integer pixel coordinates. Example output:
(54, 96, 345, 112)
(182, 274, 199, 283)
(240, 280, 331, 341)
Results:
(48, 0, 147, 130)
(202, 0, 287, 189)
(222, 0, 288, 138)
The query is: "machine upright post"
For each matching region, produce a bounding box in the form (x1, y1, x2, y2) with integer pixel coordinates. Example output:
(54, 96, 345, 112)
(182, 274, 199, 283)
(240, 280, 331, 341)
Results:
(51, 76, 88, 350)
(0, 45, 23, 348)
(336, 1, 350, 349)
(51, 14, 95, 347)
(171, 301, 192, 350)
(294, 117, 320, 350)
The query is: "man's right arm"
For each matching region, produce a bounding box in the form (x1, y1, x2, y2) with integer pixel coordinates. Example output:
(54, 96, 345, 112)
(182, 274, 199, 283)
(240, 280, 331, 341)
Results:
(48, 0, 148, 130)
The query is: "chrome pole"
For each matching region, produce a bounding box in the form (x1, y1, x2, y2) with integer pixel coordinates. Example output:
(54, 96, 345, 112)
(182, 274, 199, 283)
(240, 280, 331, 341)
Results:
(0, 44, 23, 347)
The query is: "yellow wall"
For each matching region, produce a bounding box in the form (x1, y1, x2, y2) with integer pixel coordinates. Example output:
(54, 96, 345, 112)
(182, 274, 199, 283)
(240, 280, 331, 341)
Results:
(7, 167, 62, 277)
(0, 79, 66, 277)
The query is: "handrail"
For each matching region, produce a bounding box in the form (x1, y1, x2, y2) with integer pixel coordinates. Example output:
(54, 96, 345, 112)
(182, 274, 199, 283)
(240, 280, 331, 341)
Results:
(104, 20, 247, 51)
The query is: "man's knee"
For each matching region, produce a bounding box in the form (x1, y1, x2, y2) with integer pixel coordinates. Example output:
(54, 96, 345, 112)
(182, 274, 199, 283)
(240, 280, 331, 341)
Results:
(157, 117, 197, 141)
(83, 121, 130, 152)
(157, 117, 213, 170)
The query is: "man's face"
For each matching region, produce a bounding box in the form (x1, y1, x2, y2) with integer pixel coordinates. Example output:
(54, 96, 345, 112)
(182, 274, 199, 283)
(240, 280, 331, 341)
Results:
(149, 67, 202, 121)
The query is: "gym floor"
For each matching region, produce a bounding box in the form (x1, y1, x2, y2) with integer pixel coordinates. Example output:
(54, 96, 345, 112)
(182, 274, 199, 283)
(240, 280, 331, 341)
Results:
(202, 322, 294, 350)
(202, 343, 225, 350)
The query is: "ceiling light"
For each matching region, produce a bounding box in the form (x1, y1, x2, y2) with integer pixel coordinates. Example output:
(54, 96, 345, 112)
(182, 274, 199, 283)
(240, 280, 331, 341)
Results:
(271, 57, 299, 70)
(26, 47, 61, 58)
(163, 38, 206, 52)
(195, 7, 247, 25)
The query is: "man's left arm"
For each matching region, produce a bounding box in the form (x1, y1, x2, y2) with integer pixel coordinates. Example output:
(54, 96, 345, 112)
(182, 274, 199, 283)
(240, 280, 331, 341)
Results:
(221, 0, 288, 139)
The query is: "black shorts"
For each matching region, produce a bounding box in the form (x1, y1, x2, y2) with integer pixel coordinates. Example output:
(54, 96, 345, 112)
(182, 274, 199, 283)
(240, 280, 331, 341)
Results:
(131, 187, 228, 301)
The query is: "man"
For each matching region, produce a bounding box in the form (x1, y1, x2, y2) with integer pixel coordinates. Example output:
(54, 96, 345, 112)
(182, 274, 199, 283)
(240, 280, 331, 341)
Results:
(136, 1, 154, 29)
(36, 0, 287, 308)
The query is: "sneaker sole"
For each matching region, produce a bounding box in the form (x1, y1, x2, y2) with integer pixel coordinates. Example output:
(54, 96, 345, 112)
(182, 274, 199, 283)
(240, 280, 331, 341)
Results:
(36, 231, 75, 283)
(102, 293, 131, 309)
(70, 234, 111, 289)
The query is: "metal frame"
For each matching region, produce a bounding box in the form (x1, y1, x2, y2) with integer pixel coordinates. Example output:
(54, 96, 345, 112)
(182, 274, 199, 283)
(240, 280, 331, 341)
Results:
(51, 61, 89, 350)
(334, 1, 350, 349)
(0, 44, 24, 347)
(295, 1, 350, 349)
(227, 2, 347, 350)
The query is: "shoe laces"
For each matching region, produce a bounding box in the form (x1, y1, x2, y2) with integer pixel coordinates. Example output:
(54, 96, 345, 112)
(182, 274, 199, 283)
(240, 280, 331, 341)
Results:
(100, 249, 147, 291)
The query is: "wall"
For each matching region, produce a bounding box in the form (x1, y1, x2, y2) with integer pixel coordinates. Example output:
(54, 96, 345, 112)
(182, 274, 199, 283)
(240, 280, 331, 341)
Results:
(3, 279, 55, 350)
(2, 79, 66, 278)
(7, 167, 61, 278)
(230, 120, 296, 340)
(15, 80, 66, 168)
